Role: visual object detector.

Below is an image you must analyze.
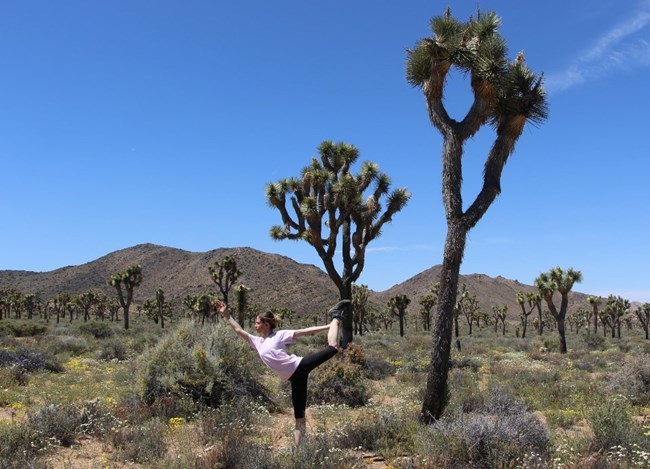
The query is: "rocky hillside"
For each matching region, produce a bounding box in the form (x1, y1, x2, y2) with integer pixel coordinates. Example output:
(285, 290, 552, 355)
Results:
(0, 243, 595, 318)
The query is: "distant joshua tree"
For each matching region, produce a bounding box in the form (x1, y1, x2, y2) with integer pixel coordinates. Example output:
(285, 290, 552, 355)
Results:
(352, 284, 370, 335)
(209, 256, 242, 310)
(587, 295, 602, 335)
(108, 264, 143, 330)
(389, 294, 411, 337)
(636, 303, 650, 340)
(419, 283, 439, 332)
(535, 267, 582, 353)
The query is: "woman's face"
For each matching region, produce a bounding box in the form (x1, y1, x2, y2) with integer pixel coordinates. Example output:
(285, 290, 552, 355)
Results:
(254, 316, 270, 336)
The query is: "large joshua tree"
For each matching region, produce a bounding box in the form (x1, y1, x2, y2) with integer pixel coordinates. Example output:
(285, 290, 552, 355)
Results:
(266, 140, 410, 346)
(535, 267, 583, 353)
(406, 8, 548, 423)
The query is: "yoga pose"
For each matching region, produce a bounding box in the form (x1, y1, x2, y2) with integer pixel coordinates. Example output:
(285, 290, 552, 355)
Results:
(214, 299, 350, 447)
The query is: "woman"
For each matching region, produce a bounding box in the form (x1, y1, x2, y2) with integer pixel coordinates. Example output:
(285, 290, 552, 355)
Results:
(214, 298, 350, 447)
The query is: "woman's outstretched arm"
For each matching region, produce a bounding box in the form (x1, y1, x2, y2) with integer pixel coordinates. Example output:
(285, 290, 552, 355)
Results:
(214, 300, 250, 341)
(293, 323, 333, 338)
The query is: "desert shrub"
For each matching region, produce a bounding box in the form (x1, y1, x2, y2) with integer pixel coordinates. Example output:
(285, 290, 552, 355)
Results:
(27, 404, 81, 447)
(77, 399, 120, 436)
(447, 368, 483, 414)
(137, 320, 273, 409)
(308, 352, 368, 407)
(46, 335, 89, 355)
(207, 431, 280, 469)
(78, 321, 114, 338)
(419, 384, 550, 467)
(0, 422, 35, 468)
(336, 406, 418, 455)
(586, 395, 632, 451)
(544, 409, 582, 429)
(579, 333, 607, 351)
(421, 411, 550, 467)
(285, 432, 348, 469)
(0, 348, 63, 373)
(0, 321, 48, 337)
(110, 419, 167, 463)
(603, 355, 650, 405)
(98, 339, 128, 361)
(363, 355, 396, 380)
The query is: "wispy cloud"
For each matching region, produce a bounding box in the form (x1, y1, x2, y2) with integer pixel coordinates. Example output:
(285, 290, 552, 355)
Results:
(365, 244, 436, 254)
(545, 5, 650, 93)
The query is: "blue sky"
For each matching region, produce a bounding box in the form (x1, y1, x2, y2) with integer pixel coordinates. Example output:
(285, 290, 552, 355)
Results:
(1, 1, 649, 303)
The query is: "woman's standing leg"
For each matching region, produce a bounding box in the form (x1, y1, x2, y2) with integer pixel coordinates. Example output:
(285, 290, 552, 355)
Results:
(290, 318, 340, 446)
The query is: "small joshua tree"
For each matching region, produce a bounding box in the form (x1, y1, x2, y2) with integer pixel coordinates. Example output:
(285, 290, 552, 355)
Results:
(108, 264, 143, 330)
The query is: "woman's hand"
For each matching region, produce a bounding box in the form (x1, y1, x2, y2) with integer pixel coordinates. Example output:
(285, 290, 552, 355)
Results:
(214, 299, 228, 317)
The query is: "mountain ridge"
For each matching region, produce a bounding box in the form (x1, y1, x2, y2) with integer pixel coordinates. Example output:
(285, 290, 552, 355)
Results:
(0, 243, 598, 317)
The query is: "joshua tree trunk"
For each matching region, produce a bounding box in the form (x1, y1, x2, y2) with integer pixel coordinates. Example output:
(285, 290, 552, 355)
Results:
(421, 222, 466, 423)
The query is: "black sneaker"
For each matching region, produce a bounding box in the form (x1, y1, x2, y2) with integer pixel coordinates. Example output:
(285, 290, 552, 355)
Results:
(328, 299, 351, 321)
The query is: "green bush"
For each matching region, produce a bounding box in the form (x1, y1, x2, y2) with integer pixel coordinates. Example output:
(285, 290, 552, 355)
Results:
(110, 419, 167, 463)
(582, 333, 607, 351)
(0, 422, 35, 468)
(27, 404, 81, 447)
(419, 384, 550, 467)
(586, 396, 632, 451)
(0, 321, 48, 337)
(308, 350, 368, 407)
(336, 406, 418, 455)
(137, 320, 273, 408)
(78, 321, 114, 338)
(98, 339, 128, 361)
(603, 356, 650, 405)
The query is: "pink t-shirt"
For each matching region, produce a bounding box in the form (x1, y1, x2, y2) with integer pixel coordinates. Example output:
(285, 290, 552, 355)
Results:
(247, 330, 302, 381)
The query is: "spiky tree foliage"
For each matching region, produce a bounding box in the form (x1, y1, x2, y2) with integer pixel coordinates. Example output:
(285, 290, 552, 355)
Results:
(51, 292, 70, 324)
(419, 283, 440, 332)
(603, 295, 630, 339)
(459, 290, 480, 335)
(389, 294, 411, 337)
(266, 140, 410, 346)
(516, 291, 536, 338)
(0, 287, 23, 319)
(407, 8, 548, 423)
(574, 308, 590, 334)
(588, 295, 602, 335)
(491, 304, 508, 335)
(352, 284, 370, 335)
(209, 256, 241, 309)
(233, 284, 251, 327)
(108, 264, 143, 330)
(74, 290, 100, 322)
(194, 293, 215, 326)
(535, 267, 583, 353)
(636, 303, 650, 340)
(523, 292, 543, 336)
(139, 288, 171, 328)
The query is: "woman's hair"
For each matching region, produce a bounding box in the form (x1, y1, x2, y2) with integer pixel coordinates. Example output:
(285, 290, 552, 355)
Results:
(258, 311, 278, 331)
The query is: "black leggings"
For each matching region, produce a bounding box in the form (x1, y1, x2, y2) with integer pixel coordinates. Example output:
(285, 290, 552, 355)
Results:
(288, 345, 337, 419)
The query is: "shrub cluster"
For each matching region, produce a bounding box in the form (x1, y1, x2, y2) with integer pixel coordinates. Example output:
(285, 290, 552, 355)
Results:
(0, 349, 63, 373)
(137, 320, 274, 408)
(0, 321, 48, 337)
(308, 347, 369, 407)
(603, 355, 650, 405)
(0, 400, 119, 466)
(420, 384, 550, 467)
(78, 321, 114, 339)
